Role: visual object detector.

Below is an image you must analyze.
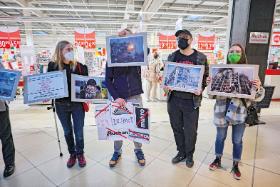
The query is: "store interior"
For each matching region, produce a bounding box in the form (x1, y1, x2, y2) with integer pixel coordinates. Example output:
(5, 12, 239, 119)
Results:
(0, 0, 280, 187)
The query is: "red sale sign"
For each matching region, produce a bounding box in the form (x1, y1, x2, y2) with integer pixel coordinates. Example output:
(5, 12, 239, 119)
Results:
(0, 27, 21, 48)
(271, 32, 280, 46)
(158, 33, 177, 49)
(75, 28, 96, 49)
(197, 33, 215, 51)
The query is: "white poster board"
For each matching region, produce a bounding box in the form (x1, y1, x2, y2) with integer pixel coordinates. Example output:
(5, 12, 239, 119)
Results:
(23, 70, 68, 104)
(95, 102, 150, 144)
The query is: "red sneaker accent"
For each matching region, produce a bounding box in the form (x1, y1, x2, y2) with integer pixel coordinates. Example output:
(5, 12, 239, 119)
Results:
(231, 165, 241, 180)
(77, 154, 87, 167)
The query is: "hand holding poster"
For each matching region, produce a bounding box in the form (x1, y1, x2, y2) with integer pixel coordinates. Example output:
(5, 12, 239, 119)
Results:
(162, 62, 205, 93)
(207, 64, 259, 99)
(24, 71, 68, 104)
(95, 102, 150, 144)
(0, 69, 21, 101)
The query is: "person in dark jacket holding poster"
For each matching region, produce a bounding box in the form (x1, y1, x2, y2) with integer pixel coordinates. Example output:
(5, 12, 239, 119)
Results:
(166, 29, 209, 168)
(47, 41, 88, 168)
(0, 63, 15, 178)
(105, 28, 146, 167)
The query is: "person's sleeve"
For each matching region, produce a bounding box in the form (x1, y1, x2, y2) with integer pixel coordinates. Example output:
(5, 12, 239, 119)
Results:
(105, 65, 120, 100)
(202, 56, 209, 91)
(47, 62, 53, 72)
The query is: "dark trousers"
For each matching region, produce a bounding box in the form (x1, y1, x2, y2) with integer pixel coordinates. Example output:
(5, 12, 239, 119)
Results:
(167, 96, 199, 157)
(55, 102, 85, 155)
(0, 107, 15, 166)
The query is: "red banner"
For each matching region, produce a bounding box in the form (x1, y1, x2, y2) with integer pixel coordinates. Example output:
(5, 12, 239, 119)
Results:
(197, 33, 215, 51)
(0, 27, 21, 48)
(75, 28, 96, 49)
(271, 32, 280, 46)
(158, 33, 177, 49)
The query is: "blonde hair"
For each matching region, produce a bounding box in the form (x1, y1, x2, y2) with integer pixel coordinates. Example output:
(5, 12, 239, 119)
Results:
(52, 40, 77, 70)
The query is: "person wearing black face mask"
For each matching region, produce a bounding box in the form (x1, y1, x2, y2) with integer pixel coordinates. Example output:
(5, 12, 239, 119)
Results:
(165, 29, 209, 168)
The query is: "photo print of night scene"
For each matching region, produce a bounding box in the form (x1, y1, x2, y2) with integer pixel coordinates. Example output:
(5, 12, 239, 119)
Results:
(106, 33, 148, 67)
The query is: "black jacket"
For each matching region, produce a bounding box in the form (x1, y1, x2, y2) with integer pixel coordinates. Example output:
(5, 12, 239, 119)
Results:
(105, 65, 143, 100)
(47, 61, 88, 102)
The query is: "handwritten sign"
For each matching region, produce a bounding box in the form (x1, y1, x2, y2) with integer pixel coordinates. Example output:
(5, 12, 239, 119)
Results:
(95, 102, 150, 144)
(23, 71, 68, 104)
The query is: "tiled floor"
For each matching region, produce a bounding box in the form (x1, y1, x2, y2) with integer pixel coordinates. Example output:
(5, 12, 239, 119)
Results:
(0, 97, 279, 187)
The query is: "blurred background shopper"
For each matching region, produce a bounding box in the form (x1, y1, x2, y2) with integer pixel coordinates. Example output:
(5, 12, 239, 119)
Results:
(145, 51, 163, 102)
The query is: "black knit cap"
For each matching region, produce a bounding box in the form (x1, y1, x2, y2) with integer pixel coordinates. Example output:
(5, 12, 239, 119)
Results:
(175, 29, 192, 38)
(87, 79, 96, 86)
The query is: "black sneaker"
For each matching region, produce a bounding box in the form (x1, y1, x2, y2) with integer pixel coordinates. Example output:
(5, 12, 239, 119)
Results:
(231, 162, 241, 180)
(209, 157, 221, 171)
(186, 157, 194, 168)
(3, 164, 15, 178)
(172, 152, 186, 164)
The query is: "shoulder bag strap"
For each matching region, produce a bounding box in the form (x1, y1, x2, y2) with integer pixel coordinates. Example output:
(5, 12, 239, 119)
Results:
(241, 98, 248, 109)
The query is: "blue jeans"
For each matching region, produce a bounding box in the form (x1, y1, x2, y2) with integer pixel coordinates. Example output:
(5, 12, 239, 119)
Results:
(55, 102, 85, 155)
(215, 124, 246, 161)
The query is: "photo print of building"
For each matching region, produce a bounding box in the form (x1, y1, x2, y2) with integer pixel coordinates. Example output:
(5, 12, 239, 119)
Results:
(163, 63, 204, 93)
(0, 70, 21, 101)
(106, 33, 147, 67)
(208, 64, 259, 99)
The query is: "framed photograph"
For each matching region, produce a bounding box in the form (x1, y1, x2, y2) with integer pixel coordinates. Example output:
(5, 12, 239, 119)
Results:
(106, 32, 148, 67)
(71, 74, 109, 103)
(162, 62, 205, 93)
(24, 70, 68, 104)
(208, 64, 259, 99)
(0, 69, 21, 101)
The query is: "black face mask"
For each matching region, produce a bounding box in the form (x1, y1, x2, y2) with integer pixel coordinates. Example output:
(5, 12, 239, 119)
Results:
(177, 38, 189, 50)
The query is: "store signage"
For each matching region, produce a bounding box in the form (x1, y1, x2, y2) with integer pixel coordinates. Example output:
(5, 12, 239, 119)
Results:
(0, 27, 21, 49)
(271, 32, 280, 46)
(158, 33, 177, 49)
(75, 28, 96, 49)
(197, 33, 215, 51)
(249, 32, 269, 44)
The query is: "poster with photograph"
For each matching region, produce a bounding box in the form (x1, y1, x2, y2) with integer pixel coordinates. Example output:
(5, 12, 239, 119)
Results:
(162, 62, 205, 93)
(71, 74, 109, 103)
(106, 33, 148, 67)
(24, 70, 68, 104)
(95, 102, 150, 144)
(0, 69, 21, 101)
(208, 64, 259, 99)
